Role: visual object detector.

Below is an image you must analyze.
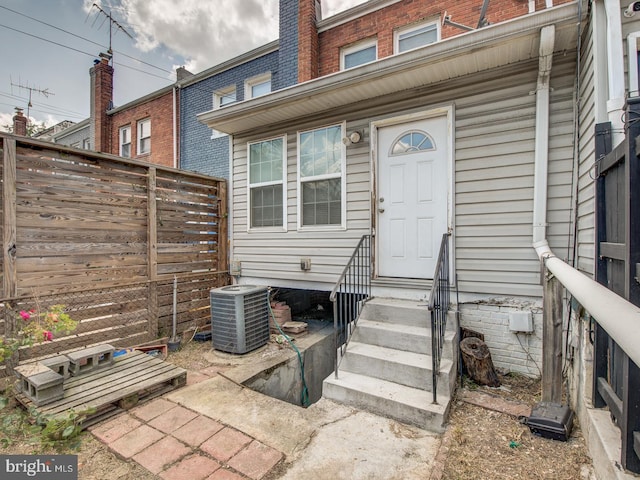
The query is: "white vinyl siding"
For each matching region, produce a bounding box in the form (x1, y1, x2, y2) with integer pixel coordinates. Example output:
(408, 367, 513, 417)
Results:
(455, 59, 575, 297)
(230, 121, 369, 285)
(229, 58, 576, 296)
(575, 14, 601, 277)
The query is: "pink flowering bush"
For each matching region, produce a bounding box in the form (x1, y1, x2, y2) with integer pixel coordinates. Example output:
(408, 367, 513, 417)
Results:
(0, 304, 77, 363)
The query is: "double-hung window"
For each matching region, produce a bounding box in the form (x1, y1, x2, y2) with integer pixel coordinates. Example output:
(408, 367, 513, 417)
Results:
(248, 136, 286, 229)
(341, 39, 377, 70)
(245, 73, 271, 100)
(137, 119, 151, 155)
(298, 124, 345, 228)
(395, 21, 439, 53)
(119, 125, 131, 157)
(214, 85, 237, 109)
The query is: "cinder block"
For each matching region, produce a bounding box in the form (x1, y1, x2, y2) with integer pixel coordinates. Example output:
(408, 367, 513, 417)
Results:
(41, 355, 71, 379)
(15, 363, 64, 406)
(68, 344, 115, 376)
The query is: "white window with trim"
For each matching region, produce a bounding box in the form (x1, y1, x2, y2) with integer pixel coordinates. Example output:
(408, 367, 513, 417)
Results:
(213, 85, 237, 109)
(395, 20, 439, 53)
(245, 73, 271, 100)
(341, 39, 377, 70)
(248, 136, 287, 230)
(298, 124, 345, 229)
(137, 119, 151, 155)
(82, 138, 90, 150)
(119, 125, 131, 157)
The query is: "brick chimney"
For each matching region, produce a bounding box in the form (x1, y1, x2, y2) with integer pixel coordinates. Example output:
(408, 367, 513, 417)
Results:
(13, 107, 27, 136)
(90, 54, 113, 153)
(297, 0, 321, 83)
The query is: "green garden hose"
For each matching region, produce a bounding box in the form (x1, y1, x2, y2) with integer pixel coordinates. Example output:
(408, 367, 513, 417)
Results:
(268, 301, 310, 407)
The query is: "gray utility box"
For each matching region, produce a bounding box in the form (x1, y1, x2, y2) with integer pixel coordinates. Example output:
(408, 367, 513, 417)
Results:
(210, 285, 270, 354)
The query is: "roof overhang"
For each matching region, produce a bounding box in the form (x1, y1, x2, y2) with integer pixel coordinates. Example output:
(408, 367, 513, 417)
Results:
(198, 2, 581, 136)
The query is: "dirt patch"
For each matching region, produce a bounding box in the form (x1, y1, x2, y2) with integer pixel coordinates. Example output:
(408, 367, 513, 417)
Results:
(440, 374, 594, 480)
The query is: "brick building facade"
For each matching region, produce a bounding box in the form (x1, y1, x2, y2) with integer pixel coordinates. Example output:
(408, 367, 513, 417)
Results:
(109, 87, 176, 168)
(179, 45, 280, 178)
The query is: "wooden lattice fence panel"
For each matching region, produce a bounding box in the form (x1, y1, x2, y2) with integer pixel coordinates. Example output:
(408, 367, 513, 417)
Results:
(0, 134, 229, 368)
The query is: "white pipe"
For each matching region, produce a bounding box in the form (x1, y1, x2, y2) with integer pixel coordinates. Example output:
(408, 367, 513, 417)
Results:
(628, 32, 640, 98)
(529, 0, 536, 13)
(173, 86, 178, 169)
(544, 255, 640, 368)
(530, 17, 640, 369)
(546, 0, 553, 7)
(532, 25, 555, 246)
(604, 0, 626, 147)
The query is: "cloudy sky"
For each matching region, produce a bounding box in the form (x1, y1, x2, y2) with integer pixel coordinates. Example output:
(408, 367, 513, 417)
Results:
(0, 0, 366, 131)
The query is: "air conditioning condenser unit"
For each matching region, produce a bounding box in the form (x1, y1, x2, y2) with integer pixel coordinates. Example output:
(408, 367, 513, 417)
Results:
(210, 285, 270, 354)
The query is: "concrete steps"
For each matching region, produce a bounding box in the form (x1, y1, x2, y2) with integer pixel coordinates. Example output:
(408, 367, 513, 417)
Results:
(322, 297, 457, 433)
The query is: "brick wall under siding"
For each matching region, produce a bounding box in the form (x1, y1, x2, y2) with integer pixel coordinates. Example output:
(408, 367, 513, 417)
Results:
(317, 0, 573, 77)
(109, 91, 175, 168)
(179, 51, 279, 177)
(459, 300, 543, 377)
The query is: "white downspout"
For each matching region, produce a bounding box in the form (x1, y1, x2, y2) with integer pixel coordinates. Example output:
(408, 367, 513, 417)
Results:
(529, 1, 535, 13)
(172, 86, 178, 169)
(546, 0, 553, 8)
(604, 0, 626, 147)
(533, 25, 556, 259)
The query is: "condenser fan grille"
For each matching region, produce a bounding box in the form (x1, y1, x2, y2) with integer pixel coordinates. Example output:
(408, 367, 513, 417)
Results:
(210, 285, 270, 354)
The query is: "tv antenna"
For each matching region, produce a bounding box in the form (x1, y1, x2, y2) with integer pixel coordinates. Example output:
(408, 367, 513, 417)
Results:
(89, 3, 134, 55)
(10, 76, 54, 119)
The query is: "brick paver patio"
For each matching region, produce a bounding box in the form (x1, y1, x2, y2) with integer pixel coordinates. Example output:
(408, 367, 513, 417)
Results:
(92, 391, 284, 479)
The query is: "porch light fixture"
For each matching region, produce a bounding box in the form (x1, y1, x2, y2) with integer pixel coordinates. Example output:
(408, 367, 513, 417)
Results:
(342, 131, 362, 146)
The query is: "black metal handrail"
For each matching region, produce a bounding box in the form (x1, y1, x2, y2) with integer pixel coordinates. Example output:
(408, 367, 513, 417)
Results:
(429, 233, 451, 404)
(330, 234, 371, 379)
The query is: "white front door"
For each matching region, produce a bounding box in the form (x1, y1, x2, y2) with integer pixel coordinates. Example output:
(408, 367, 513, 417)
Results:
(377, 114, 449, 279)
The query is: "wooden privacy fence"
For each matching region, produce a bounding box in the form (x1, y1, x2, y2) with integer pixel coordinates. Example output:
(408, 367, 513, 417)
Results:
(0, 133, 229, 368)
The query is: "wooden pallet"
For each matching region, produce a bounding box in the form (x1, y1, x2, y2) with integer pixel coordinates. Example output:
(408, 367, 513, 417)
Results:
(15, 350, 187, 428)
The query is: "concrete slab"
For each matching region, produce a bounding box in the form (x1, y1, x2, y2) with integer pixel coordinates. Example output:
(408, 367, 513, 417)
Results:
(166, 375, 354, 457)
(275, 403, 440, 480)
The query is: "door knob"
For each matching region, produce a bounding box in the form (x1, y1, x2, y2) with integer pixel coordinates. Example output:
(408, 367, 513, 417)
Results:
(378, 208, 385, 213)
